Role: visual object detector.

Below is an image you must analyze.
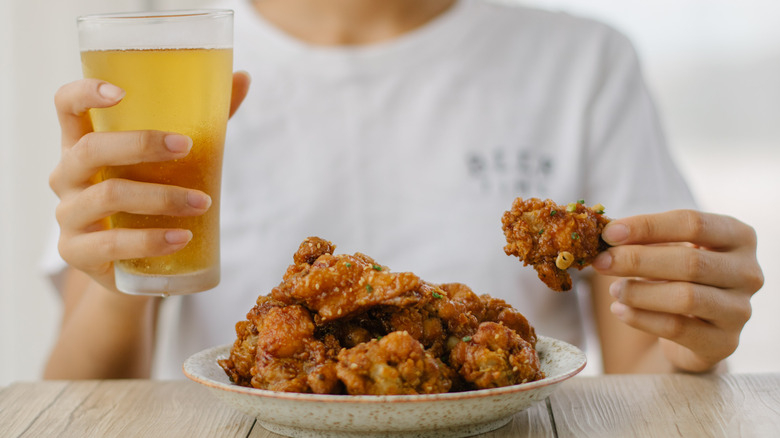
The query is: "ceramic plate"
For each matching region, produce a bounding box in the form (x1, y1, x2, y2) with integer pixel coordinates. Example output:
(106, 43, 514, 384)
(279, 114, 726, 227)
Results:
(183, 335, 586, 438)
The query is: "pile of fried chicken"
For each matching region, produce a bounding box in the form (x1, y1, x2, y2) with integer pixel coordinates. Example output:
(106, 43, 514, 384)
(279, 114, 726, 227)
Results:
(219, 237, 544, 395)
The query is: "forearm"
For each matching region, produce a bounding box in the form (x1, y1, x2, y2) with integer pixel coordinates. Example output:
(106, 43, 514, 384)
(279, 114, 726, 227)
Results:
(44, 271, 159, 379)
(591, 274, 678, 373)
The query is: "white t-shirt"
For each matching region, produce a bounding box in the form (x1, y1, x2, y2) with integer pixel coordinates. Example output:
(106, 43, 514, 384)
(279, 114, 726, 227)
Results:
(45, 0, 696, 379)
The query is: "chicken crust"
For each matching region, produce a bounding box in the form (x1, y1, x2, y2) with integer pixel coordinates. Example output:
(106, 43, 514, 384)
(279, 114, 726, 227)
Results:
(272, 237, 423, 323)
(502, 198, 611, 291)
(336, 331, 452, 395)
(449, 322, 544, 389)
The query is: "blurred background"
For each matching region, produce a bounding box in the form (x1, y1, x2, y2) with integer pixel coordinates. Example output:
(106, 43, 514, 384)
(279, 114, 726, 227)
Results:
(1, 0, 778, 385)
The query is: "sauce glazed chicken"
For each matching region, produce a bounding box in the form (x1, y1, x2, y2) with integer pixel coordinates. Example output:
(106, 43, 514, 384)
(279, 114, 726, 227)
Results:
(218, 237, 545, 395)
(502, 198, 612, 292)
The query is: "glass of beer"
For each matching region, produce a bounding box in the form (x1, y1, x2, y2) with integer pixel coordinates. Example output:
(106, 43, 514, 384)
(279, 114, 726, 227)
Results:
(77, 10, 233, 296)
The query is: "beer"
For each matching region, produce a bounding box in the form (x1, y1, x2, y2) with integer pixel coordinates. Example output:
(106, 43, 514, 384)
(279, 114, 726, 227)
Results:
(81, 47, 233, 294)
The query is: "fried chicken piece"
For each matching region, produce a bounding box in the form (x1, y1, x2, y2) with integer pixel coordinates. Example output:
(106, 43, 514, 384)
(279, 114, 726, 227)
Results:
(218, 320, 257, 386)
(271, 238, 424, 322)
(317, 310, 387, 349)
(502, 197, 611, 291)
(250, 304, 341, 394)
(480, 295, 537, 347)
(449, 322, 544, 389)
(437, 282, 539, 348)
(316, 283, 449, 357)
(367, 304, 448, 357)
(336, 331, 452, 395)
(411, 284, 481, 358)
(382, 307, 447, 352)
(293, 236, 337, 265)
(218, 295, 287, 386)
(439, 283, 486, 319)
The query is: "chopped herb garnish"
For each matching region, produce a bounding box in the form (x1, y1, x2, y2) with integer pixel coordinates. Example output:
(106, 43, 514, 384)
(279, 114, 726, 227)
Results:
(550, 210, 557, 216)
(366, 284, 374, 293)
(372, 264, 382, 271)
(538, 229, 544, 235)
(432, 292, 443, 299)
(345, 262, 352, 268)
(577, 199, 585, 204)
(462, 336, 472, 342)
(571, 232, 580, 240)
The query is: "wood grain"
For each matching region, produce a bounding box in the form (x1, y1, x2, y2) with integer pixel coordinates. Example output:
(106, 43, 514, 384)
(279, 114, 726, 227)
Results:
(4, 380, 255, 438)
(549, 374, 780, 438)
(2, 375, 779, 438)
(0, 380, 69, 437)
(478, 401, 555, 438)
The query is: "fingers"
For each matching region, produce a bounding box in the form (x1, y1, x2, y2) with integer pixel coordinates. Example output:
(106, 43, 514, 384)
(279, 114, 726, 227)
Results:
(49, 131, 192, 196)
(609, 279, 752, 330)
(55, 79, 125, 148)
(56, 179, 211, 231)
(602, 210, 757, 251)
(609, 301, 739, 365)
(229, 71, 251, 118)
(594, 210, 764, 291)
(593, 244, 745, 289)
(59, 228, 193, 274)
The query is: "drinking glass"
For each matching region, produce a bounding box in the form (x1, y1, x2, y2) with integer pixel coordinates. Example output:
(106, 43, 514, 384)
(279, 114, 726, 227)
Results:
(77, 10, 234, 296)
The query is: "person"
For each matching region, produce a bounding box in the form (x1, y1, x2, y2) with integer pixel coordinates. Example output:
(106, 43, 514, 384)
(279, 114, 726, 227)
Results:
(44, 0, 763, 379)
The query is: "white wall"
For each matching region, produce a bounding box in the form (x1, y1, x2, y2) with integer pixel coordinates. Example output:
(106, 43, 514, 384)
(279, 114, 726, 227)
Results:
(1, 0, 17, 384)
(1, 0, 778, 385)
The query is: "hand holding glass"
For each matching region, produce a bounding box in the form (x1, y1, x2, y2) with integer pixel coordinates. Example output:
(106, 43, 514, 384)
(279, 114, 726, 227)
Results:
(77, 10, 233, 295)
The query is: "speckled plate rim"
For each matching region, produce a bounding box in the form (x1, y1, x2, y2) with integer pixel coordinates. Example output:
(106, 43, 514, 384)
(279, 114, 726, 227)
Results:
(183, 335, 586, 403)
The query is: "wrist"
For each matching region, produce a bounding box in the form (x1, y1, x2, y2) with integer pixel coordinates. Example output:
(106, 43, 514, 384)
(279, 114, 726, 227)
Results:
(660, 339, 722, 373)
(86, 282, 161, 315)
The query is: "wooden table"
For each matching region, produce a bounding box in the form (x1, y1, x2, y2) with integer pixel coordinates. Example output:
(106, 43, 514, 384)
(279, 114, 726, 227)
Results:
(1, 374, 779, 437)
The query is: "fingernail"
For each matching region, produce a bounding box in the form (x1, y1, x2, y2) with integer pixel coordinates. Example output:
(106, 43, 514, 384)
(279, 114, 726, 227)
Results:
(611, 301, 628, 317)
(98, 83, 125, 101)
(593, 252, 612, 270)
(609, 281, 621, 298)
(603, 223, 629, 245)
(165, 229, 192, 245)
(164, 135, 193, 154)
(187, 192, 212, 210)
